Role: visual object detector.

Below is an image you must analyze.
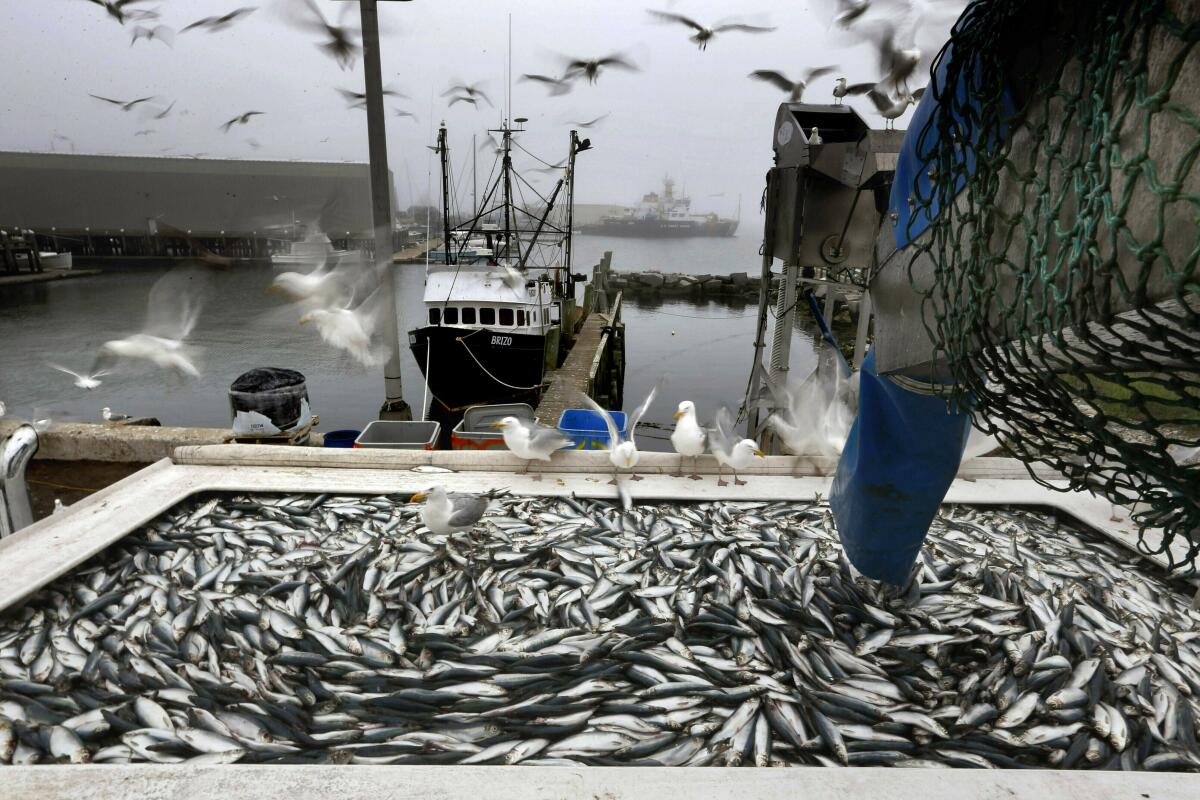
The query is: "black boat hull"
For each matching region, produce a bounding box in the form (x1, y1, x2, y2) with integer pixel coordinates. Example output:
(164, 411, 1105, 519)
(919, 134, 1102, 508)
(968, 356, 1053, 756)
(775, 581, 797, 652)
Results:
(408, 325, 546, 411)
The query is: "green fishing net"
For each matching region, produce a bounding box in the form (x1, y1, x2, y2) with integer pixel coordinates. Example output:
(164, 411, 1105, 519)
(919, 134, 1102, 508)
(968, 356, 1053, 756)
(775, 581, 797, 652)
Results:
(907, 0, 1200, 568)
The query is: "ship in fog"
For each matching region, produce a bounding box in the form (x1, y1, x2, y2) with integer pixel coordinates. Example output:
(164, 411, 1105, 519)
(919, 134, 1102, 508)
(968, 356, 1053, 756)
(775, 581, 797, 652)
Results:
(580, 176, 738, 238)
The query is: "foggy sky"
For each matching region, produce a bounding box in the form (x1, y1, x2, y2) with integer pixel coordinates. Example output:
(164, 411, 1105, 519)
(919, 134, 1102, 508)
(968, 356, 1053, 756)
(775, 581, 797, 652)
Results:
(0, 0, 962, 222)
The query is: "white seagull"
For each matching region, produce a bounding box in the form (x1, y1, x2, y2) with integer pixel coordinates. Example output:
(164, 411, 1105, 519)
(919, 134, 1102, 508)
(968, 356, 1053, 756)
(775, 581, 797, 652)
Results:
(710, 407, 765, 486)
(580, 382, 660, 483)
(866, 87, 925, 129)
(299, 290, 386, 367)
(492, 416, 572, 479)
(49, 363, 110, 390)
(410, 487, 489, 537)
(670, 400, 707, 480)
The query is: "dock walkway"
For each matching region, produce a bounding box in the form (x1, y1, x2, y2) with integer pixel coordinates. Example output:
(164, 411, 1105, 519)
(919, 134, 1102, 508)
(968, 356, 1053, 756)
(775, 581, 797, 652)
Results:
(538, 292, 624, 425)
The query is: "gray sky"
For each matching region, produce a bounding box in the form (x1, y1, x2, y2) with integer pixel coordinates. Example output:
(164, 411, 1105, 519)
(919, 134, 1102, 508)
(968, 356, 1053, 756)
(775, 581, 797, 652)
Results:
(0, 0, 962, 219)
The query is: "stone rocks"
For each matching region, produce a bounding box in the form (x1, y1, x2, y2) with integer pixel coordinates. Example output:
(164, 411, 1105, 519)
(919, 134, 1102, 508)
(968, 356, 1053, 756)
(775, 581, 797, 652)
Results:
(730, 271, 749, 287)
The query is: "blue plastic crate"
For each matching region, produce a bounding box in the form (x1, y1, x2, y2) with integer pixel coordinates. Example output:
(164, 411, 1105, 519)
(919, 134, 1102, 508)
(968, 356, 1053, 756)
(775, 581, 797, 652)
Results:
(557, 408, 628, 450)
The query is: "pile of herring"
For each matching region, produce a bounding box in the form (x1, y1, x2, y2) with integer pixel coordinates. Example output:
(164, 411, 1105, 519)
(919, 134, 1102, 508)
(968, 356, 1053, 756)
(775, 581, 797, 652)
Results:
(2, 491, 1199, 769)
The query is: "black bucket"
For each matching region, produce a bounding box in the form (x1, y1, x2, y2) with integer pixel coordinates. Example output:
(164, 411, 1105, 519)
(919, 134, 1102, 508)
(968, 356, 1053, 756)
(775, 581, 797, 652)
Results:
(229, 367, 312, 437)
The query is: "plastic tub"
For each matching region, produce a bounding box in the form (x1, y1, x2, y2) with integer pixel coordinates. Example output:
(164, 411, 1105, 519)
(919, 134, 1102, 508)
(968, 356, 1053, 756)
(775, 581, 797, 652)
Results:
(354, 421, 440, 450)
(323, 429, 361, 448)
(557, 408, 627, 450)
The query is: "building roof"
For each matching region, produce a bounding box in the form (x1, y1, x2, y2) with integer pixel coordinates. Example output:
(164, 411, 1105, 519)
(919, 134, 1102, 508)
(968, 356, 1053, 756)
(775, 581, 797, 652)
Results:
(0, 151, 393, 235)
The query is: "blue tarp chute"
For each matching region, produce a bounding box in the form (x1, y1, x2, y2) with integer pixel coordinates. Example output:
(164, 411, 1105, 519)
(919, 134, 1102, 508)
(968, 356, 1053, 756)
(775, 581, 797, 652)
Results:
(830, 352, 973, 584)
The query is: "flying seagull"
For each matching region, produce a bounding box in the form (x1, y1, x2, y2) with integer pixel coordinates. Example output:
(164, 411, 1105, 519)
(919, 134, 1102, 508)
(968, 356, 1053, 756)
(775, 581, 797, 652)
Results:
(442, 82, 492, 107)
(181, 6, 257, 33)
(748, 66, 838, 102)
(521, 73, 573, 96)
(709, 407, 765, 486)
(154, 100, 176, 119)
(834, 0, 871, 27)
(832, 76, 874, 104)
(393, 109, 418, 121)
(337, 86, 406, 109)
(89, 94, 156, 112)
(647, 10, 776, 50)
(579, 381, 661, 483)
(858, 21, 922, 93)
(134, 129, 155, 136)
(561, 53, 640, 84)
(86, 0, 153, 26)
(220, 111, 265, 132)
(285, 0, 361, 70)
(49, 363, 110, 391)
(570, 113, 610, 128)
(129, 24, 173, 46)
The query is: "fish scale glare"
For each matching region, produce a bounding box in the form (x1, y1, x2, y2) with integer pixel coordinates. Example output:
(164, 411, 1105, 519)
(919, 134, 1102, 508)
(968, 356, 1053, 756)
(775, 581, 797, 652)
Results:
(0, 494, 1198, 770)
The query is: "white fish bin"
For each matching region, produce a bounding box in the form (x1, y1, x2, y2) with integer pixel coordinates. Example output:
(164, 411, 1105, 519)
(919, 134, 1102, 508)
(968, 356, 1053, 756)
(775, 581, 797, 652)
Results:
(0, 447, 1197, 798)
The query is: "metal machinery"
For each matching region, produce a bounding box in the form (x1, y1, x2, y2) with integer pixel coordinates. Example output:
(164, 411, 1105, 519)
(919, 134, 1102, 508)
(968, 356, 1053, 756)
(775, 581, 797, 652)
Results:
(744, 103, 903, 446)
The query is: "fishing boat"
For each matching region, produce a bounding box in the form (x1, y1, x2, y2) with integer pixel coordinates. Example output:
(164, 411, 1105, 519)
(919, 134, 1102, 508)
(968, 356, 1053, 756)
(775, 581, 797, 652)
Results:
(271, 229, 357, 268)
(408, 120, 589, 411)
(580, 176, 739, 238)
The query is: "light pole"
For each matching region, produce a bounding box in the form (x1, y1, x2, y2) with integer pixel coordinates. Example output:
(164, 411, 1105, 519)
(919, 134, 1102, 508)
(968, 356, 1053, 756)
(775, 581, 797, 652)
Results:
(337, 0, 412, 420)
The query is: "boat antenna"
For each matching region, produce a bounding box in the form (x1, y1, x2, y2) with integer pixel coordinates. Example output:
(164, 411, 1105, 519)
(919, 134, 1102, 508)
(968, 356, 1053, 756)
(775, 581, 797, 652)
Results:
(502, 122, 513, 266)
(507, 14, 512, 126)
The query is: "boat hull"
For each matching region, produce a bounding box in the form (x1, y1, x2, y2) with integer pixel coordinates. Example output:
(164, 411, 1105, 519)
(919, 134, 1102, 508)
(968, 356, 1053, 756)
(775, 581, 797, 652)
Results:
(408, 325, 546, 410)
(579, 218, 738, 238)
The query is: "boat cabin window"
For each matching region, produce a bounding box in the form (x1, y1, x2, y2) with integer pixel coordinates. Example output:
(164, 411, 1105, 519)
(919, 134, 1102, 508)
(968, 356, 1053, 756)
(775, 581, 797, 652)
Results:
(461, 307, 476, 325)
(443, 307, 458, 325)
(499, 308, 514, 326)
(532, 311, 537, 322)
(517, 310, 527, 326)
(429, 308, 440, 325)
(479, 308, 496, 325)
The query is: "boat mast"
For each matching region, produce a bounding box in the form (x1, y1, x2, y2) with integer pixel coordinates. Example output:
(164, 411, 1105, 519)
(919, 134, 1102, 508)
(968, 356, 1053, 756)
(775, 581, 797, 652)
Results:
(472, 134, 478, 219)
(438, 124, 452, 265)
(565, 129, 578, 293)
(502, 122, 513, 266)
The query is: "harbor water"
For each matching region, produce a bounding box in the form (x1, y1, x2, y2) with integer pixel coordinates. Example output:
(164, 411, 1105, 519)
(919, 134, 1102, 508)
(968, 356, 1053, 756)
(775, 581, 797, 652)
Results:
(0, 233, 818, 449)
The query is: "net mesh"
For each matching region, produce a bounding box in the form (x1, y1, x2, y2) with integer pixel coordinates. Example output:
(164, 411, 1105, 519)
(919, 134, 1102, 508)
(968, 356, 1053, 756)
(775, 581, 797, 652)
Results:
(907, 0, 1200, 568)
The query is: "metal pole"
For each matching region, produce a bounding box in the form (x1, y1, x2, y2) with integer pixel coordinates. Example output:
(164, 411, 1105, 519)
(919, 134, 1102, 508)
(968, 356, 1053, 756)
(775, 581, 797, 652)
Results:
(359, 0, 411, 420)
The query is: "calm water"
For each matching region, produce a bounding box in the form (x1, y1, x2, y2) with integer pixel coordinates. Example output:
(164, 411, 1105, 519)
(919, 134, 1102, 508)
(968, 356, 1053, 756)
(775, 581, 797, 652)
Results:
(0, 232, 817, 451)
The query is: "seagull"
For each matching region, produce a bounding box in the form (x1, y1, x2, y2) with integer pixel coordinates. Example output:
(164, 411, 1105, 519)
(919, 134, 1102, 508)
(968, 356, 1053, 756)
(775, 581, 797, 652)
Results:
(579, 382, 660, 483)
(91, 266, 213, 379)
(561, 53, 640, 85)
(220, 111, 265, 132)
(492, 417, 572, 479)
(709, 407, 765, 486)
(134, 129, 155, 137)
(337, 86, 406, 109)
(866, 87, 924, 128)
(270, 254, 356, 306)
(809, 127, 823, 145)
(299, 290, 386, 367)
(130, 24, 173, 46)
(833, 0, 871, 27)
(86, 0, 153, 26)
(765, 346, 856, 468)
(49, 363, 110, 390)
(569, 113, 609, 128)
(180, 6, 257, 33)
(670, 400, 707, 480)
(410, 487, 489, 537)
(89, 94, 156, 112)
(859, 21, 923, 93)
(832, 76, 874, 104)
(748, 66, 838, 102)
(393, 109, 418, 121)
(448, 95, 480, 108)
(285, 0, 361, 70)
(442, 82, 492, 108)
(246, 137, 262, 149)
(0, 401, 5, 417)
(521, 73, 573, 96)
(101, 407, 131, 422)
(647, 10, 776, 50)
(154, 100, 176, 119)
(488, 264, 527, 294)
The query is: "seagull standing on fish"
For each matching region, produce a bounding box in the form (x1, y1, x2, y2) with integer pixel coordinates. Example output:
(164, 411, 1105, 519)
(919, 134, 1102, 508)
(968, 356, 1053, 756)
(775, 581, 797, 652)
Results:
(492, 417, 572, 479)
(646, 10, 776, 50)
(670, 401, 707, 480)
(748, 66, 838, 102)
(410, 487, 489, 537)
(709, 407, 765, 486)
(580, 382, 660, 483)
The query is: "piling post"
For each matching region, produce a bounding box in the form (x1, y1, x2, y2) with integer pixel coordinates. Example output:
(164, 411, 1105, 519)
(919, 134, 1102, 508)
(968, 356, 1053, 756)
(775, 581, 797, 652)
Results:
(350, 0, 412, 421)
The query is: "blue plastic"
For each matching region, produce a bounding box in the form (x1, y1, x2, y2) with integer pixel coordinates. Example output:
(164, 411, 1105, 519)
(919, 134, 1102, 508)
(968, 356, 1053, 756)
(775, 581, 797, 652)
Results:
(557, 409, 628, 451)
(324, 429, 361, 448)
(830, 351, 973, 584)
